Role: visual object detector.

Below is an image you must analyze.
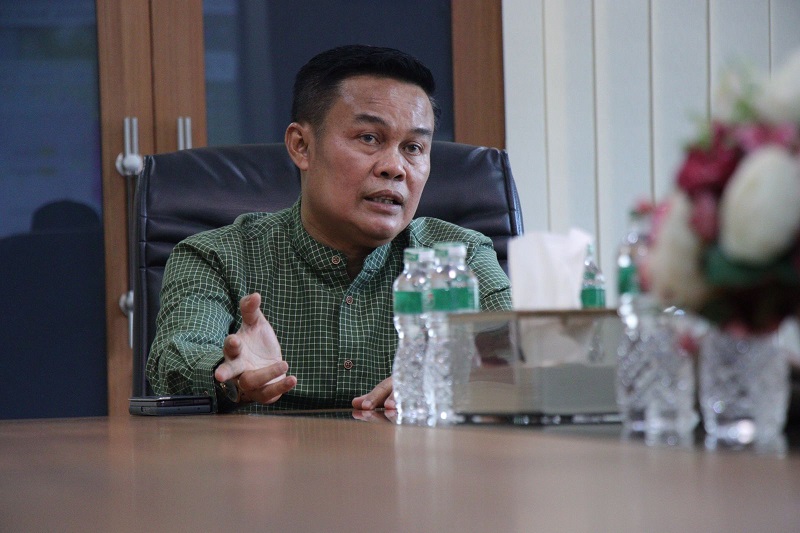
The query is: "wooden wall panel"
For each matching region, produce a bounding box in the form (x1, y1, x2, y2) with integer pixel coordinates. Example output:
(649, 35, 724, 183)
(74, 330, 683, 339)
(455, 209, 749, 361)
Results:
(709, 0, 770, 117)
(594, 0, 651, 300)
(651, 0, 708, 203)
(502, 0, 548, 231)
(771, 0, 800, 69)
(150, 0, 207, 153)
(542, 0, 596, 235)
(98, 0, 208, 414)
(96, 0, 155, 416)
(452, 0, 505, 149)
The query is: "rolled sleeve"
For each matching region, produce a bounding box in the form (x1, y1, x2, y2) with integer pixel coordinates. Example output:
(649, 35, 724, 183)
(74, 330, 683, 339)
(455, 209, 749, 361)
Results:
(147, 238, 238, 405)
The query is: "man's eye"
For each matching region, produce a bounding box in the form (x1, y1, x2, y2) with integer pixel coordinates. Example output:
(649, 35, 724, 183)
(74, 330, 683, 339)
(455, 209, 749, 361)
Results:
(405, 144, 423, 155)
(361, 134, 378, 144)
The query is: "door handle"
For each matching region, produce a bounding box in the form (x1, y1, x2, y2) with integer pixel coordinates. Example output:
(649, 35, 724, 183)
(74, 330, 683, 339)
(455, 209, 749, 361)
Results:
(115, 116, 144, 176)
(118, 291, 134, 349)
(177, 116, 192, 150)
(115, 116, 142, 348)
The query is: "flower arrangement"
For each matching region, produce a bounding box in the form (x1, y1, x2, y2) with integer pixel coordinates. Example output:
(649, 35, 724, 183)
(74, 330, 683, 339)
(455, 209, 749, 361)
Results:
(648, 51, 800, 334)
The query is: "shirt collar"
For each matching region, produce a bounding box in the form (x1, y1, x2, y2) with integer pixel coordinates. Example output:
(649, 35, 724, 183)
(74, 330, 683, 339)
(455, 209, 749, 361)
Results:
(288, 199, 401, 274)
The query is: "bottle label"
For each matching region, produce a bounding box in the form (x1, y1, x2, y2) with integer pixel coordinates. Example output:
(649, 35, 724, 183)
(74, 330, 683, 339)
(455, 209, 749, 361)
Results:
(429, 287, 478, 312)
(430, 288, 451, 311)
(581, 287, 606, 309)
(394, 291, 423, 314)
(450, 286, 477, 312)
(617, 264, 640, 295)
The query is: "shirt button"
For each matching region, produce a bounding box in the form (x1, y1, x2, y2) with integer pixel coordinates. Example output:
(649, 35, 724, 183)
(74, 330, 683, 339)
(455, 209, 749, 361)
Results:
(343, 359, 354, 370)
(331, 255, 341, 265)
(345, 295, 354, 305)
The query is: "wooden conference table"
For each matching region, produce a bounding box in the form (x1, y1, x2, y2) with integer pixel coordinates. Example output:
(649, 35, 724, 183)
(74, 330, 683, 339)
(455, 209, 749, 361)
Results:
(1, 411, 799, 533)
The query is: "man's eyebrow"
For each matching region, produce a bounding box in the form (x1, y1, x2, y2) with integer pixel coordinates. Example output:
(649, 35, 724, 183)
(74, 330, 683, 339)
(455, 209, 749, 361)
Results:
(411, 126, 434, 139)
(354, 113, 433, 139)
(354, 113, 388, 127)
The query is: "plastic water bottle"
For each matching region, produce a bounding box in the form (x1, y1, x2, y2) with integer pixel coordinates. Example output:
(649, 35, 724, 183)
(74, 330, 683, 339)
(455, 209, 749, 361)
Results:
(580, 243, 606, 308)
(615, 210, 656, 433)
(425, 242, 479, 425)
(617, 205, 652, 316)
(392, 247, 434, 425)
(616, 293, 660, 433)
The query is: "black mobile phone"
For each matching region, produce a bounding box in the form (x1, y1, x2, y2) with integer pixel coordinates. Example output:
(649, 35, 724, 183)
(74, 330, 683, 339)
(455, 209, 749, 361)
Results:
(129, 395, 213, 416)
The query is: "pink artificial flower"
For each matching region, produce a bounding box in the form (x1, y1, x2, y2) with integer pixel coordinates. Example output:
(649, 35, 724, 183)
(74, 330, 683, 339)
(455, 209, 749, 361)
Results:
(677, 333, 701, 358)
(688, 190, 719, 243)
(640, 198, 672, 293)
(733, 122, 799, 153)
(649, 198, 671, 241)
(633, 199, 655, 217)
(677, 122, 742, 195)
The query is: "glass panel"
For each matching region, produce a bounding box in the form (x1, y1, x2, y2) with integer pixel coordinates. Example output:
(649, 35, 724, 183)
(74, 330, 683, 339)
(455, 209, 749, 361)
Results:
(203, 0, 454, 145)
(0, 0, 107, 418)
(448, 310, 621, 423)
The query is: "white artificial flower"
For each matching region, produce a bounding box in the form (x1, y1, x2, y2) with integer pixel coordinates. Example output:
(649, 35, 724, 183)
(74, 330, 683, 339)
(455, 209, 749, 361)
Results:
(649, 192, 709, 309)
(713, 62, 761, 122)
(719, 146, 800, 264)
(755, 49, 800, 123)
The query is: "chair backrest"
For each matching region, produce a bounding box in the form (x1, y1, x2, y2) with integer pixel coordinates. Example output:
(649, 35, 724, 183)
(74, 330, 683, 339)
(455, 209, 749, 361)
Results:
(132, 141, 524, 395)
(0, 202, 107, 418)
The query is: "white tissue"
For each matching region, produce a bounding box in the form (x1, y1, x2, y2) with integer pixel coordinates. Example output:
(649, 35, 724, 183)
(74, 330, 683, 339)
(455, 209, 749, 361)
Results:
(508, 228, 592, 310)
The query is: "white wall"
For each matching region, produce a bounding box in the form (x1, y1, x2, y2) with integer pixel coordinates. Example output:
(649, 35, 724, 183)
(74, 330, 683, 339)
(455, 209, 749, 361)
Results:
(502, 0, 800, 304)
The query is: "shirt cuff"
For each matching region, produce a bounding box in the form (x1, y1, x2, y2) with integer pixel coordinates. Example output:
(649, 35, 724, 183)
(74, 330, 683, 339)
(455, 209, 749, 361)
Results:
(191, 351, 227, 412)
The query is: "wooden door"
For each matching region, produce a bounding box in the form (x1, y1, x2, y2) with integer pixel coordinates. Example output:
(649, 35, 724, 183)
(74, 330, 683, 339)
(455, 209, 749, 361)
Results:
(96, 0, 207, 416)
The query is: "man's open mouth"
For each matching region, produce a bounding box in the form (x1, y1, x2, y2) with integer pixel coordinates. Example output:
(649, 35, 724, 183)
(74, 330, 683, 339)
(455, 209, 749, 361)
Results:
(368, 197, 401, 205)
(365, 191, 404, 206)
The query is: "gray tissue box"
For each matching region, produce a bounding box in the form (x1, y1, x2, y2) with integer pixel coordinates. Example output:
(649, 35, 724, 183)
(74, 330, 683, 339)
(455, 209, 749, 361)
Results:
(449, 310, 622, 419)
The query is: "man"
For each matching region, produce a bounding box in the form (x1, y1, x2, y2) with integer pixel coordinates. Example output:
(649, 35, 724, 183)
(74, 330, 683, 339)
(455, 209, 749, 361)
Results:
(147, 45, 512, 413)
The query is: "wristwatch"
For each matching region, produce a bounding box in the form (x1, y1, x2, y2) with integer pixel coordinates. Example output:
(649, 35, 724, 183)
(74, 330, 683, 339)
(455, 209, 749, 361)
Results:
(214, 376, 244, 412)
(214, 379, 242, 403)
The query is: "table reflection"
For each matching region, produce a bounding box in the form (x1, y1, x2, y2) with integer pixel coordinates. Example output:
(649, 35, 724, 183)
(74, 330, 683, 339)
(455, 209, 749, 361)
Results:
(267, 407, 800, 456)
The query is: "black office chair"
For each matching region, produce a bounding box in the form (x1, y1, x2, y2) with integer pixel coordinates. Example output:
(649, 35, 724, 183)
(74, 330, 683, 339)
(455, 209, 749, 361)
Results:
(131, 141, 524, 396)
(0, 201, 108, 418)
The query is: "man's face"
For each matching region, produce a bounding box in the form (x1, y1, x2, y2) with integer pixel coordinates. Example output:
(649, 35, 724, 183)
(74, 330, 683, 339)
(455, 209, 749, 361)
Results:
(291, 75, 435, 256)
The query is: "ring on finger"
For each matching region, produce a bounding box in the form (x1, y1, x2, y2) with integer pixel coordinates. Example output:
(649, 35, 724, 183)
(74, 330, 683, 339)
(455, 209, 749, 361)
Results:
(236, 378, 250, 403)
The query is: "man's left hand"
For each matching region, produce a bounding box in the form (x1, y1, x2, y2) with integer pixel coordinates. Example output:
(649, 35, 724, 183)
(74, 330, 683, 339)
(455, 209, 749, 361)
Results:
(352, 377, 395, 410)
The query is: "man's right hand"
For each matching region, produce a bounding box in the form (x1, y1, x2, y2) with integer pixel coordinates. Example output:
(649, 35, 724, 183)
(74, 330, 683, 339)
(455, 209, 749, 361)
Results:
(214, 292, 297, 405)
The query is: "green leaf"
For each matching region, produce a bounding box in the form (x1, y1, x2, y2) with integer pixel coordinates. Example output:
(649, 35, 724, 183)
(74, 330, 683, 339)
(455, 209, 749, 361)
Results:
(704, 246, 800, 288)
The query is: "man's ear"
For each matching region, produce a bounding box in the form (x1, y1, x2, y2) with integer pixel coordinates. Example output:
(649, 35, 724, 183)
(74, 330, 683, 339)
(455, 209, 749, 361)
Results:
(285, 122, 312, 171)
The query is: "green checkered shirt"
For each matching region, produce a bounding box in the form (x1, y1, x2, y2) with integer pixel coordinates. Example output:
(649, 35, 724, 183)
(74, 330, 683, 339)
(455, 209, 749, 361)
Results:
(147, 200, 512, 412)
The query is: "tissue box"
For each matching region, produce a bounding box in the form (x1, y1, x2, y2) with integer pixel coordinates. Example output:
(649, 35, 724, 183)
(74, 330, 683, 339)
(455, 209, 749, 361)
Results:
(450, 310, 622, 422)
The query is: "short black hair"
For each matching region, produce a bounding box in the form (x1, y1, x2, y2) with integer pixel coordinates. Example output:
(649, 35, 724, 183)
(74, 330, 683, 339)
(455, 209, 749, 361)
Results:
(291, 44, 441, 131)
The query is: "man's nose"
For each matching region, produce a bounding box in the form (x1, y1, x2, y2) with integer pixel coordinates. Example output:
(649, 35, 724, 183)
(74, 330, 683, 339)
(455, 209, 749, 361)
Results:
(375, 149, 406, 181)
